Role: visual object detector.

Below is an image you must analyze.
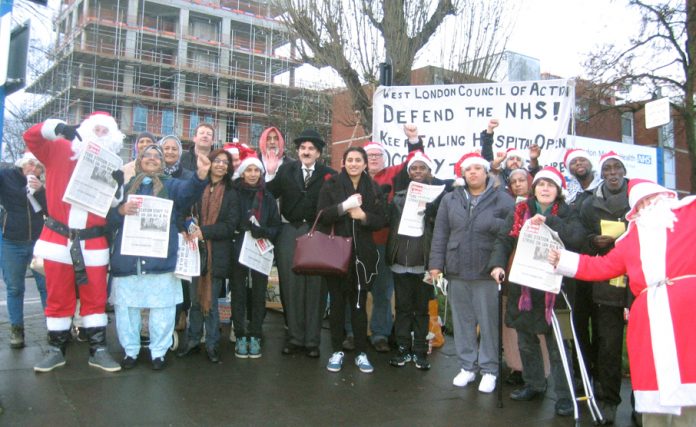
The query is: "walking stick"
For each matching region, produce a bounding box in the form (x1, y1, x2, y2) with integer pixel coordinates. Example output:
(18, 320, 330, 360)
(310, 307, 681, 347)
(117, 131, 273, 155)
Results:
(495, 272, 505, 408)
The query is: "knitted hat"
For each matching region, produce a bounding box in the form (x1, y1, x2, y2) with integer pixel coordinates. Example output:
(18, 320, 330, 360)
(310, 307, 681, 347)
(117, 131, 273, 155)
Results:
(454, 152, 489, 177)
(598, 151, 624, 172)
(533, 166, 567, 190)
(233, 146, 264, 180)
(625, 178, 677, 220)
(406, 150, 434, 171)
(563, 148, 591, 168)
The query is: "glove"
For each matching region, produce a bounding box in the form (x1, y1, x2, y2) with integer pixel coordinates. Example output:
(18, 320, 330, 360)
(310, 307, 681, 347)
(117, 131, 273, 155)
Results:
(341, 194, 362, 211)
(111, 169, 124, 200)
(55, 123, 82, 141)
(250, 223, 267, 239)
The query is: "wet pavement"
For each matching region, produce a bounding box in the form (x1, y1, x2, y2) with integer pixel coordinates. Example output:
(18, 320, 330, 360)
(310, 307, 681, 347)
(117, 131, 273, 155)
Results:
(0, 276, 638, 426)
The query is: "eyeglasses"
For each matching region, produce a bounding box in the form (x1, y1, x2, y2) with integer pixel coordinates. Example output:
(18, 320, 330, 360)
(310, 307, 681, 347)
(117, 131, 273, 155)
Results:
(367, 153, 383, 159)
(212, 159, 230, 165)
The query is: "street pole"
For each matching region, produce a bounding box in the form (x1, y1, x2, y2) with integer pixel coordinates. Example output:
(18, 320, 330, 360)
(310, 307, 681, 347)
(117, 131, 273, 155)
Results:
(0, 0, 15, 160)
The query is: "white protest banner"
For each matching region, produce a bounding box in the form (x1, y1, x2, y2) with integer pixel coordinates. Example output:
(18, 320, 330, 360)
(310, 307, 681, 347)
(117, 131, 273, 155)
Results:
(372, 79, 575, 179)
(569, 136, 658, 182)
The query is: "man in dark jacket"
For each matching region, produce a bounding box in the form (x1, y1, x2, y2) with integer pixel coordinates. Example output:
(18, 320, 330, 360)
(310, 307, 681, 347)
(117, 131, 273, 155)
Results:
(0, 152, 47, 348)
(267, 129, 337, 358)
(180, 123, 215, 172)
(578, 151, 631, 425)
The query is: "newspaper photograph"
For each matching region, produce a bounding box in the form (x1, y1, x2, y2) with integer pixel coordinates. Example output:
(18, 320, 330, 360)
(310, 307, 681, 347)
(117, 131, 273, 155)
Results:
(397, 181, 445, 237)
(239, 231, 273, 275)
(174, 234, 200, 281)
(508, 221, 565, 294)
(62, 141, 123, 218)
(120, 195, 173, 258)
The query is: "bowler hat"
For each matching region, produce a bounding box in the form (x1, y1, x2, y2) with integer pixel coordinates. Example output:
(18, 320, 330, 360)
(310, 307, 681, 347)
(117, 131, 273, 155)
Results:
(293, 129, 325, 150)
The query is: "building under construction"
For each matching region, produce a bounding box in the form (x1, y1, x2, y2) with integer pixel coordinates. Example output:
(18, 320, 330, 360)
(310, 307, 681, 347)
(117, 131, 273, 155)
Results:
(25, 0, 332, 157)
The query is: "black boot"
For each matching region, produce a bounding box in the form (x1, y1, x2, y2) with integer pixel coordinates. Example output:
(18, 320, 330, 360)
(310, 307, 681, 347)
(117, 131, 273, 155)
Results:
(84, 327, 121, 372)
(34, 330, 71, 372)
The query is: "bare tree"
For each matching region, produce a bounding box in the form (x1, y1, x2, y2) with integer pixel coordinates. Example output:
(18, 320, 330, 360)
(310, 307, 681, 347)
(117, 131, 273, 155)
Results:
(583, 0, 696, 192)
(276, 0, 516, 133)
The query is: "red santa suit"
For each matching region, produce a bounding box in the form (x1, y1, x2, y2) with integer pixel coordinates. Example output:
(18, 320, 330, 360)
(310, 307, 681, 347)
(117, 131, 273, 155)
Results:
(556, 180, 696, 415)
(23, 116, 122, 332)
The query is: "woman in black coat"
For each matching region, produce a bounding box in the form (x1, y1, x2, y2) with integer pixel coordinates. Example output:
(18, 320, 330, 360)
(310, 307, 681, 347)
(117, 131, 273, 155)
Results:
(177, 149, 239, 363)
(317, 147, 387, 374)
(229, 153, 281, 359)
(488, 167, 585, 417)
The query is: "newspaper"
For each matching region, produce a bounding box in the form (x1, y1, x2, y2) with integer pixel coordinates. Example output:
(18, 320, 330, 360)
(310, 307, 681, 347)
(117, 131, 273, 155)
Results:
(174, 234, 201, 281)
(397, 181, 445, 237)
(120, 195, 173, 259)
(508, 221, 565, 294)
(239, 231, 273, 275)
(62, 141, 123, 218)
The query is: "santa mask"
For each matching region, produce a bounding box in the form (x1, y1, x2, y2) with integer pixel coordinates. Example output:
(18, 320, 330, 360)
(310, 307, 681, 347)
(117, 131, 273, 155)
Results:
(72, 113, 125, 160)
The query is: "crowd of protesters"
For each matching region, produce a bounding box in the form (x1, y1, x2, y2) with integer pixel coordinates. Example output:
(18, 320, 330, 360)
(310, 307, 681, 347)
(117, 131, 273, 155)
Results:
(1, 113, 693, 427)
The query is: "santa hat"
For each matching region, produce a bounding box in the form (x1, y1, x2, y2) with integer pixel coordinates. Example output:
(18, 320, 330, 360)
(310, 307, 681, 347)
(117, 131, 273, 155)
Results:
(454, 152, 489, 177)
(14, 151, 39, 168)
(598, 151, 624, 172)
(363, 141, 387, 157)
(224, 142, 242, 156)
(232, 146, 264, 180)
(625, 178, 677, 221)
(533, 166, 567, 190)
(505, 147, 526, 163)
(563, 148, 591, 168)
(406, 150, 434, 171)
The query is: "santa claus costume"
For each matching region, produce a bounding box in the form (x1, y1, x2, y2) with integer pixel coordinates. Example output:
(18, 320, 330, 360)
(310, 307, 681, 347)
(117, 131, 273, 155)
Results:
(23, 112, 124, 372)
(554, 179, 696, 425)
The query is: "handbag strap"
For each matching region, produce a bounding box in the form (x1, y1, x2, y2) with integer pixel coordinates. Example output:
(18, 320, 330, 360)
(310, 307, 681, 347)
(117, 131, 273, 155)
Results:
(309, 209, 336, 237)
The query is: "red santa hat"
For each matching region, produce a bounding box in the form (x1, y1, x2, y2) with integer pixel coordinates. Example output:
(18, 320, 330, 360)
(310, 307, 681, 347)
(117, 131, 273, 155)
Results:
(232, 146, 264, 180)
(362, 141, 387, 157)
(563, 148, 591, 168)
(598, 151, 624, 172)
(406, 150, 434, 171)
(454, 152, 489, 177)
(505, 147, 526, 163)
(625, 178, 677, 221)
(533, 166, 567, 190)
(223, 142, 242, 156)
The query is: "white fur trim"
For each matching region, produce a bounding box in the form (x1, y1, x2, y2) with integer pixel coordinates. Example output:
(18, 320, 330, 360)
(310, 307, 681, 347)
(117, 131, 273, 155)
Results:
(555, 249, 579, 278)
(461, 157, 490, 172)
(67, 205, 88, 229)
(534, 169, 563, 189)
(634, 390, 684, 415)
(233, 157, 264, 180)
(46, 316, 72, 331)
(34, 240, 109, 266)
(82, 313, 108, 328)
(453, 177, 465, 187)
(41, 119, 65, 140)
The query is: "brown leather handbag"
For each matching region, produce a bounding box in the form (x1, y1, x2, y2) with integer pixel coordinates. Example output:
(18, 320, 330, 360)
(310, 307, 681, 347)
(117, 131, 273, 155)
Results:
(292, 210, 353, 276)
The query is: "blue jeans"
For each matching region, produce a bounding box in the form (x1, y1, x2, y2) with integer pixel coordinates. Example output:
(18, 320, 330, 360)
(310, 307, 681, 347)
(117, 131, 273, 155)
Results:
(2, 240, 47, 326)
(369, 245, 393, 342)
(186, 277, 223, 350)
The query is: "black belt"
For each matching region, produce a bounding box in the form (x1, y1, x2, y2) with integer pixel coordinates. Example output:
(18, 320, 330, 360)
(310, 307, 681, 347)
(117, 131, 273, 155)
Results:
(44, 216, 106, 286)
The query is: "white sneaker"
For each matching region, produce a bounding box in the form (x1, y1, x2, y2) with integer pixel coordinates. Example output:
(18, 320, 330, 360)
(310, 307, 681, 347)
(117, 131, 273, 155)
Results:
(478, 373, 497, 393)
(452, 369, 476, 387)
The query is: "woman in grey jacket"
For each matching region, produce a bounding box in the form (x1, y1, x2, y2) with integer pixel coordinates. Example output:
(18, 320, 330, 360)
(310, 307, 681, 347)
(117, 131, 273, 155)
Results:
(429, 152, 514, 393)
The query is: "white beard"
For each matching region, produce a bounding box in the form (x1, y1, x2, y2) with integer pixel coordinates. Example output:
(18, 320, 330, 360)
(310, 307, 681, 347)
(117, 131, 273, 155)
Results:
(634, 195, 678, 231)
(71, 116, 125, 160)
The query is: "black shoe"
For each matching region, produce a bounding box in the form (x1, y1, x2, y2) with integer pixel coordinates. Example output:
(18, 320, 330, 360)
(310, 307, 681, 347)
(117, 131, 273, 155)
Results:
(631, 410, 643, 427)
(372, 338, 390, 353)
(121, 356, 137, 369)
(305, 346, 320, 358)
(413, 354, 431, 371)
(281, 343, 303, 355)
(505, 370, 524, 386)
(152, 356, 166, 371)
(598, 401, 617, 425)
(389, 346, 412, 367)
(510, 385, 545, 401)
(555, 398, 574, 417)
(342, 335, 355, 351)
(177, 342, 200, 358)
(207, 347, 220, 363)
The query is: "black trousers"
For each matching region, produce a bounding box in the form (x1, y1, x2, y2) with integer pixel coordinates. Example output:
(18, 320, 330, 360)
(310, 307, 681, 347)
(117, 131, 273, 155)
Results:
(592, 303, 625, 406)
(572, 280, 596, 375)
(326, 274, 368, 353)
(230, 262, 268, 339)
(393, 272, 433, 357)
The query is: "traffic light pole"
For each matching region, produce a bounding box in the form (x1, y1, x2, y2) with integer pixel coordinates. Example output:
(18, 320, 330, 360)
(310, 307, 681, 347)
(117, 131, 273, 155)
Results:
(0, 0, 14, 159)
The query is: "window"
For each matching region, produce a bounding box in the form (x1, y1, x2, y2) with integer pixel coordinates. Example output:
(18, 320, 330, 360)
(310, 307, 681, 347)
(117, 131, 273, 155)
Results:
(664, 149, 676, 189)
(134, 105, 148, 132)
(190, 112, 199, 137)
(251, 122, 265, 148)
(575, 100, 590, 122)
(621, 112, 634, 144)
(161, 109, 174, 135)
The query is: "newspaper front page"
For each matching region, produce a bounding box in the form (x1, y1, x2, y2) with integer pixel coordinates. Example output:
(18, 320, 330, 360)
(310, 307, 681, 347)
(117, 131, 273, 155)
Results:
(508, 221, 565, 294)
(175, 234, 201, 281)
(239, 231, 274, 275)
(121, 195, 173, 258)
(63, 141, 123, 218)
(397, 181, 445, 237)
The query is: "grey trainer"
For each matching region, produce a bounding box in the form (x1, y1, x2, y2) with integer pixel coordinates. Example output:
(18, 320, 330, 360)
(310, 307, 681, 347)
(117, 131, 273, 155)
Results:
(34, 347, 66, 372)
(10, 325, 25, 349)
(88, 348, 122, 372)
